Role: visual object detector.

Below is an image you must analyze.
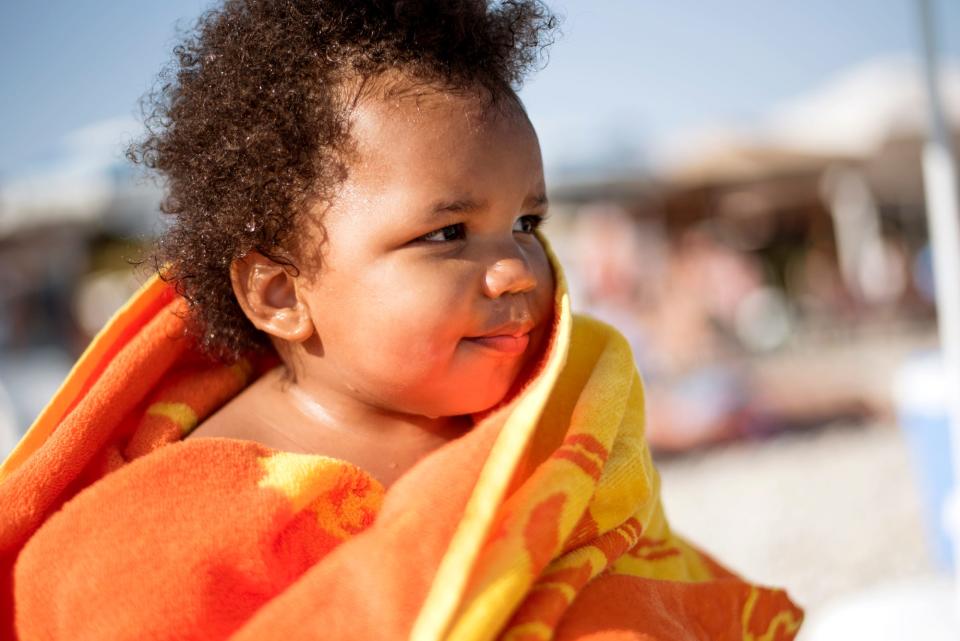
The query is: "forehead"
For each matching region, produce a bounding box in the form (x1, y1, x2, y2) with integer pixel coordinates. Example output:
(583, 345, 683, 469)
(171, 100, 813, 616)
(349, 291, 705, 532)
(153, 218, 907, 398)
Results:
(345, 84, 543, 189)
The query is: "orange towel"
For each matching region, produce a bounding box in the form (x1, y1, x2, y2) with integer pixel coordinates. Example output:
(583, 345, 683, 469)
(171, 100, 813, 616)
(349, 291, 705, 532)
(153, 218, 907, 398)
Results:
(0, 235, 803, 640)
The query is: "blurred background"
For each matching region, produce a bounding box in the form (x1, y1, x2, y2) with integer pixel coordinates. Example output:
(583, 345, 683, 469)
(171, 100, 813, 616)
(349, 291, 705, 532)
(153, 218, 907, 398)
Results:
(2, 1, 959, 637)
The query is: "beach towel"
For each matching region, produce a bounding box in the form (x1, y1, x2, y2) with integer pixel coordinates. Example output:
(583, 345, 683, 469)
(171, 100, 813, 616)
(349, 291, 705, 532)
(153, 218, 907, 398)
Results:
(0, 234, 803, 640)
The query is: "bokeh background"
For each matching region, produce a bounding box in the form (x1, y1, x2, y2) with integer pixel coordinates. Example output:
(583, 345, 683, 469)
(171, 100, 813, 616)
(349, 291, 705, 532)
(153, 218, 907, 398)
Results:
(2, 1, 959, 637)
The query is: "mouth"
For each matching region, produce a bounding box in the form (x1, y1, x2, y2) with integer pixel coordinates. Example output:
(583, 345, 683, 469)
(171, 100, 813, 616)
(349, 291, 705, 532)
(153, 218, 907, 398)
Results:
(464, 333, 531, 355)
(464, 319, 536, 355)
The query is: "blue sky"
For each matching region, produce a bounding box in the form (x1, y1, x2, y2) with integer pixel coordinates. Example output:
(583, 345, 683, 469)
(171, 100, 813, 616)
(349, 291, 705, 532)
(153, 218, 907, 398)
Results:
(1, 0, 957, 180)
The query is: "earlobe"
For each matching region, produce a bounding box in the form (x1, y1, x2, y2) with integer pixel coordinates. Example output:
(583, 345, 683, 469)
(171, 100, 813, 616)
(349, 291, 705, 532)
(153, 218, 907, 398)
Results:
(230, 252, 315, 343)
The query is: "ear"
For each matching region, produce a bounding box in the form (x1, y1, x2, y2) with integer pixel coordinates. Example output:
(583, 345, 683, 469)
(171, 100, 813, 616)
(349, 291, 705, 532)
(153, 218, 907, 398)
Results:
(230, 252, 314, 343)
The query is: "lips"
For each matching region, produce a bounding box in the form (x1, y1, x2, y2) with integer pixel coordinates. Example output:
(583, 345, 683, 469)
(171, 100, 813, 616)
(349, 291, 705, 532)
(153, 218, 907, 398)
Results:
(465, 333, 531, 354)
(465, 319, 536, 355)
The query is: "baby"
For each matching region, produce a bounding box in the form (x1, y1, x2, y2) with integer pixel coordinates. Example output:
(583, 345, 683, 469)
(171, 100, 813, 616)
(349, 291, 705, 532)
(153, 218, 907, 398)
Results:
(135, 0, 559, 487)
(2, 2, 804, 638)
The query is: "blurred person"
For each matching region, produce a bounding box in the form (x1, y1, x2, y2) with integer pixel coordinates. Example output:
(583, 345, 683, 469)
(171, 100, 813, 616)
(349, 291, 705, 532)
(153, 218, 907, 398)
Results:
(582, 219, 876, 453)
(571, 204, 665, 370)
(569, 210, 761, 451)
(641, 225, 767, 451)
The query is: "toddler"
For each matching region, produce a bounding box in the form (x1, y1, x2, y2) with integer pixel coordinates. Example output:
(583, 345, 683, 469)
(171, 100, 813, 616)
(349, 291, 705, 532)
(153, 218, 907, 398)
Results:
(137, 0, 558, 487)
(0, 2, 804, 639)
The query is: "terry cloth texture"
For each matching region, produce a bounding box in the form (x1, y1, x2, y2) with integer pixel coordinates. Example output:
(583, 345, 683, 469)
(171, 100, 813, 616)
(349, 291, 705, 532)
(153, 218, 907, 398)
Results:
(0, 233, 803, 640)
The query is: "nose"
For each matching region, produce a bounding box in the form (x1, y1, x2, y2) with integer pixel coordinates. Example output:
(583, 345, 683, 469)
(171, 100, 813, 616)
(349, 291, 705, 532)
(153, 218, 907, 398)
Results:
(483, 255, 538, 298)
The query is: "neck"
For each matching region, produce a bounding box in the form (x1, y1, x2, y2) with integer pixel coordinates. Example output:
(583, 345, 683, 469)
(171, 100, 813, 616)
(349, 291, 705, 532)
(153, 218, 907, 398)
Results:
(263, 366, 471, 453)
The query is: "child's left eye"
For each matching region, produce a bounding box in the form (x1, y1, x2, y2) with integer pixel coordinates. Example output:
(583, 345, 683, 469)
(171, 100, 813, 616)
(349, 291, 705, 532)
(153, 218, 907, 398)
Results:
(513, 214, 546, 234)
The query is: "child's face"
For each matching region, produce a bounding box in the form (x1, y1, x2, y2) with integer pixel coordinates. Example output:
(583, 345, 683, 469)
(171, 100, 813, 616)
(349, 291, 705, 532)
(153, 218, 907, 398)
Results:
(294, 85, 554, 418)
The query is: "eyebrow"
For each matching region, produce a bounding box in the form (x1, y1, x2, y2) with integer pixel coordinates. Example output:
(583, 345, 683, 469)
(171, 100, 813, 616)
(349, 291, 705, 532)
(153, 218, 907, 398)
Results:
(427, 193, 548, 220)
(525, 193, 549, 209)
(429, 198, 485, 217)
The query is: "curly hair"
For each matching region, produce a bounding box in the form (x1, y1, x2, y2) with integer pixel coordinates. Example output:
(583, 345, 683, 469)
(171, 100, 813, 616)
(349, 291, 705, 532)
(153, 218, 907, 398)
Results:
(128, 0, 558, 361)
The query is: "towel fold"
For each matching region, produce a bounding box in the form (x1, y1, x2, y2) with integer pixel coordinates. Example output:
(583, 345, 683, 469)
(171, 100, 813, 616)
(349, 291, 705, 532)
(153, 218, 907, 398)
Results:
(0, 234, 803, 640)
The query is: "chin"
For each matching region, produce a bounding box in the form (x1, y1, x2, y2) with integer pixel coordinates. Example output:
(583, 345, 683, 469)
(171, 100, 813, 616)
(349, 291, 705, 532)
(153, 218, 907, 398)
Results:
(421, 379, 515, 418)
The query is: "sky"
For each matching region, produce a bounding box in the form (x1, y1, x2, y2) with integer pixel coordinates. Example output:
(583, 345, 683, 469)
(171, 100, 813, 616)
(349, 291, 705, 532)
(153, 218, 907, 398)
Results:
(1, 0, 958, 182)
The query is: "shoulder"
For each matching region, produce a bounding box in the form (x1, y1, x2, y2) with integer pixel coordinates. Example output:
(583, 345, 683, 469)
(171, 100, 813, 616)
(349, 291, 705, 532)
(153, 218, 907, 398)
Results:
(186, 366, 280, 441)
(14, 438, 383, 639)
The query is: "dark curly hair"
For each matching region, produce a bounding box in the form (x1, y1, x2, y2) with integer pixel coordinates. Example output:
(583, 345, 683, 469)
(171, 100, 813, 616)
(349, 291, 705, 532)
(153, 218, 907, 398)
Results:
(128, 0, 558, 362)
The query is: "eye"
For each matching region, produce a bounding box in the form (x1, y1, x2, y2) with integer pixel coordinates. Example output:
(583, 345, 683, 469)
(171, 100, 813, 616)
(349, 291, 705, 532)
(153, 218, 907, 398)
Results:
(514, 214, 546, 234)
(418, 223, 466, 243)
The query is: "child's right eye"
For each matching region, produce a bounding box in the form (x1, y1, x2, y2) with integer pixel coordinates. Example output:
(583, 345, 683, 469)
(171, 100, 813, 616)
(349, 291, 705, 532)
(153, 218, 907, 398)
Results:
(418, 223, 466, 243)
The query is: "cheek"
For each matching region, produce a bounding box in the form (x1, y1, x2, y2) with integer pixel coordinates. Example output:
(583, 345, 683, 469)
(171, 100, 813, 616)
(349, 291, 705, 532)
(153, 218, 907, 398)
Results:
(313, 248, 554, 415)
(536, 249, 555, 302)
(527, 241, 556, 314)
(342, 266, 474, 364)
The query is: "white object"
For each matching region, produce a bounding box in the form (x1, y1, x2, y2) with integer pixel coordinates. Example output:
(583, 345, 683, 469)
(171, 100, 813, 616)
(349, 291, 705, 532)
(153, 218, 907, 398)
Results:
(917, 0, 960, 621)
(802, 576, 958, 641)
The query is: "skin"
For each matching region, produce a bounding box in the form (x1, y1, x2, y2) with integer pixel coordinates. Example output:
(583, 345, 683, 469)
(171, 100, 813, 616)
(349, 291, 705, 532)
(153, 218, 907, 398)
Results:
(189, 80, 555, 487)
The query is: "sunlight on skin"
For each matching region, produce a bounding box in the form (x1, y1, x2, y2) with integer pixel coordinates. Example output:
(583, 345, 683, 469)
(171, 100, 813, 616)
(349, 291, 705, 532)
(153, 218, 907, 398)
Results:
(189, 79, 556, 487)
